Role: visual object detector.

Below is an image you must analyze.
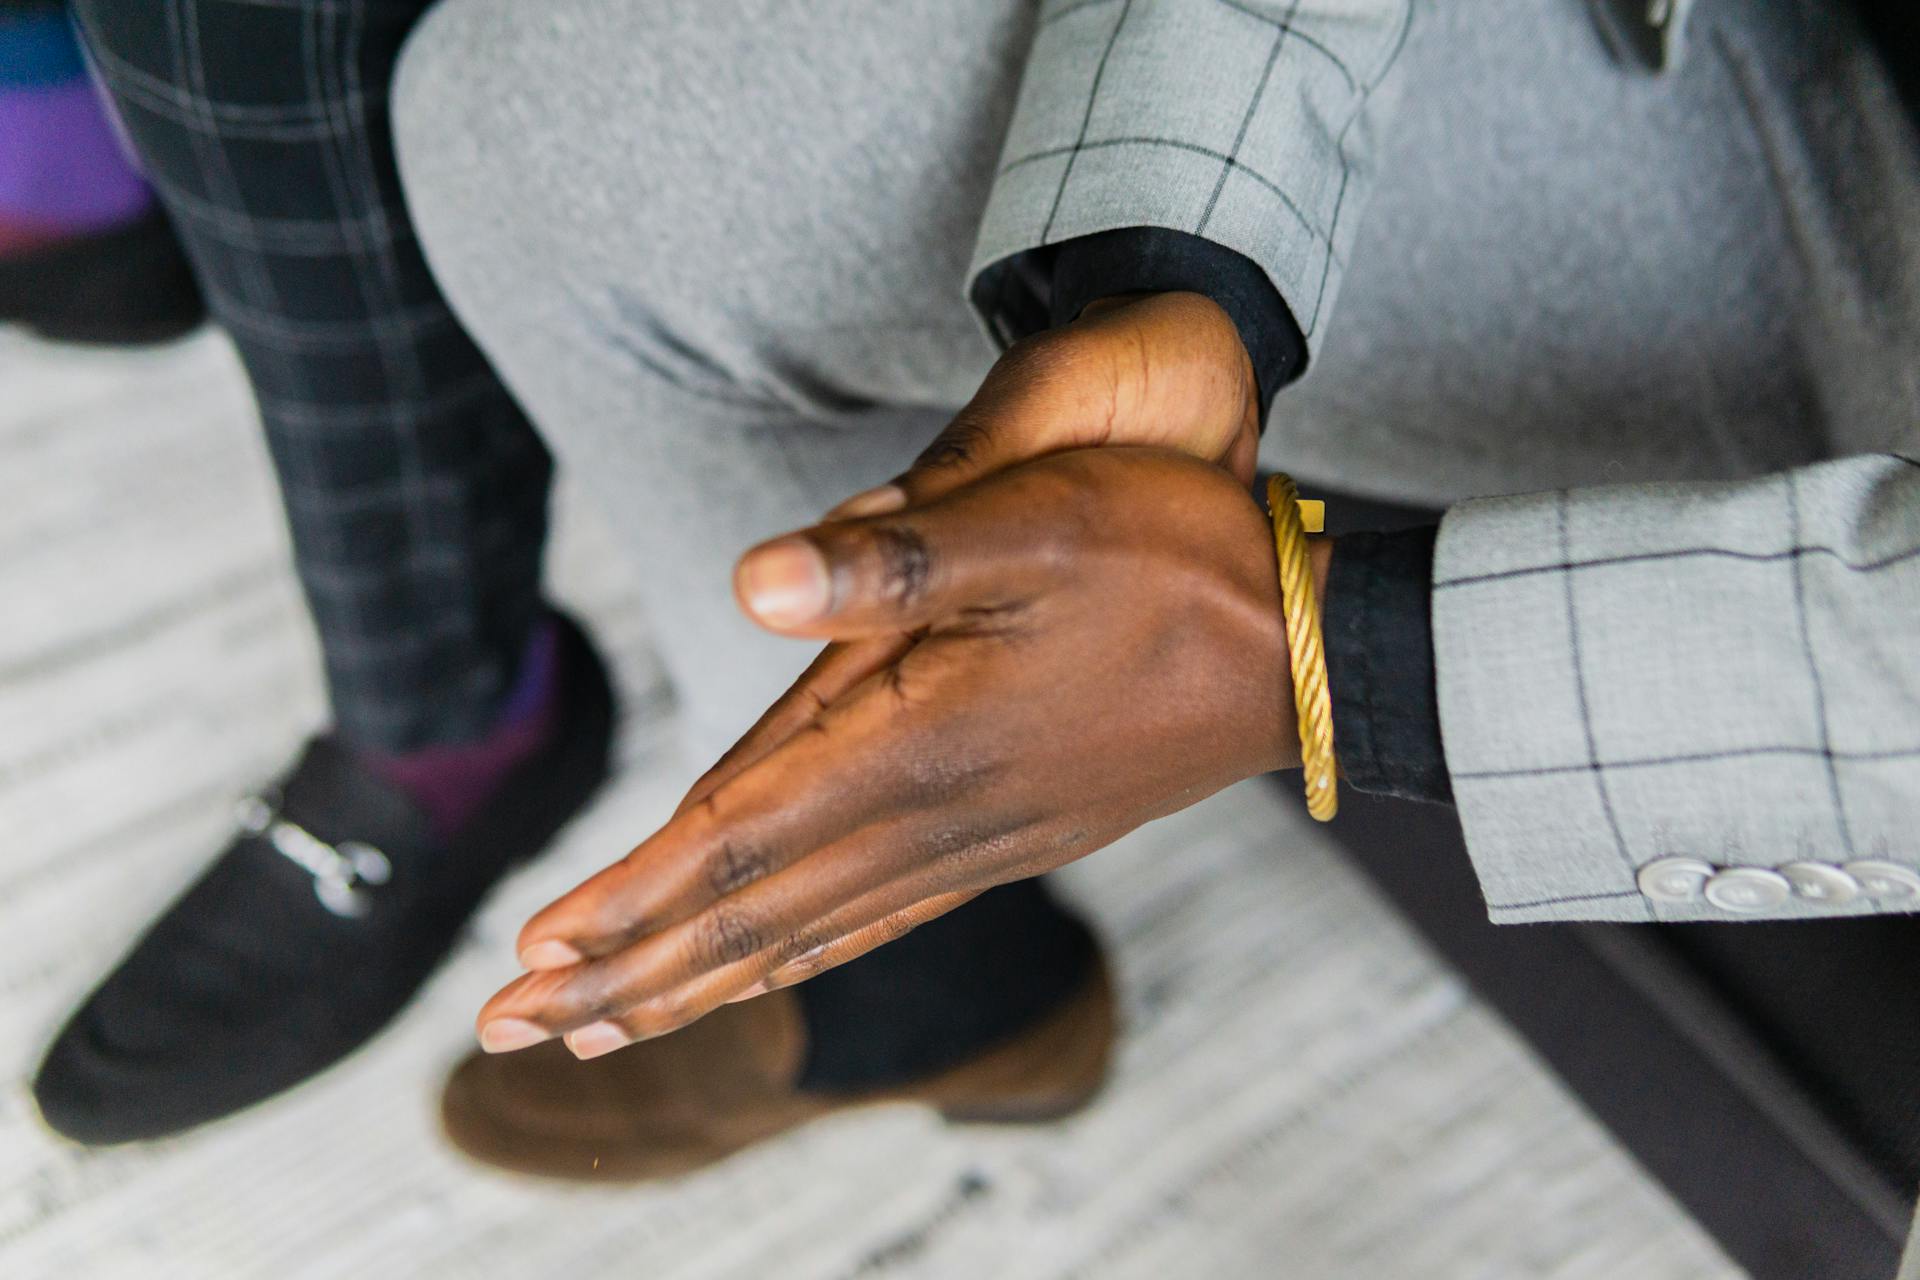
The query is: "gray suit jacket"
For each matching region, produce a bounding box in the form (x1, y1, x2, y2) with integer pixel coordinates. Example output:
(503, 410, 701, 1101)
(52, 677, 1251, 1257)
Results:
(965, 0, 1920, 927)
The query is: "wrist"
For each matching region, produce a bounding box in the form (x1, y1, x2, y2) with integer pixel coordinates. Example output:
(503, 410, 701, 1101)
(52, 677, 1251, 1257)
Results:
(1078, 290, 1251, 380)
(1073, 292, 1260, 452)
(1043, 228, 1306, 417)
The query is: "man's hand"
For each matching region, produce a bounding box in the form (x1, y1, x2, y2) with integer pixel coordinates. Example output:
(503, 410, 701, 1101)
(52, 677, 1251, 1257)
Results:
(476, 448, 1327, 1060)
(825, 291, 1261, 521)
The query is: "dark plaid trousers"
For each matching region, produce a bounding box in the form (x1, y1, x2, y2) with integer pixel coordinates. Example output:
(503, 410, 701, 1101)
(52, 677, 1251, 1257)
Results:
(69, 0, 552, 751)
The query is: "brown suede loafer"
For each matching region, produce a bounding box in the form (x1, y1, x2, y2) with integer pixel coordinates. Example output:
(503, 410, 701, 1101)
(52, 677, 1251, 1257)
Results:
(439, 957, 1116, 1182)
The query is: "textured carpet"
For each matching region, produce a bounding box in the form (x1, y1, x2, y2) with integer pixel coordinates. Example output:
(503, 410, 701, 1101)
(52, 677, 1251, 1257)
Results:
(0, 330, 1740, 1279)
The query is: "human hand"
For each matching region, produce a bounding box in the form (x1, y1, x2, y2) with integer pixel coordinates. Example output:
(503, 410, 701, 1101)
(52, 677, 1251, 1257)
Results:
(825, 290, 1261, 522)
(476, 448, 1328, 1059)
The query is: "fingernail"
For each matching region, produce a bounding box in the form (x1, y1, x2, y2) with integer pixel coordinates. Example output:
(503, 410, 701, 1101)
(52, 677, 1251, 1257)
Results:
(566, 1021, 631, 1061)
(519, 940, 584, 970)
(827, 484, 907, 520)
(725, 981, 769, 1004)
(737, 538, 830, 625)
(479, 1018, 550, 1054)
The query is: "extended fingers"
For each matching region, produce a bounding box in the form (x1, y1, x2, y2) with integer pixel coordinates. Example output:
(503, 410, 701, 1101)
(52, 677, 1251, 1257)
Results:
(514, 665, 942, 970)
(484, 802, 1053, 1055)
(480, 835, 957, 1056)
(671, 636, 909, 821)
(822, 292, 1256, 522)
(730, 889, 983, 1003)
(481, 948, 772, 1059)
(488, 881, 988, 1058)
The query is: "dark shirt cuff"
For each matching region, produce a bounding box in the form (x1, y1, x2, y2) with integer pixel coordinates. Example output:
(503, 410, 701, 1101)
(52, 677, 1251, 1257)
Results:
(1024, 228, 1308, 421)
(1323, 525, 1453, 805)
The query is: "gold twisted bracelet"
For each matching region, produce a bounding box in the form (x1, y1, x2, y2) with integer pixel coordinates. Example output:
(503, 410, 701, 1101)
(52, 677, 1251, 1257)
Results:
(1266, 475, 1338, 822)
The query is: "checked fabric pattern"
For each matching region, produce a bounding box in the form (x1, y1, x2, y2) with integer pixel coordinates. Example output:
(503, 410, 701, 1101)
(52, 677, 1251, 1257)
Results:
(969, 0, 1416, 357)
(1435, 453, 1920, 923)
(69, 0, 552, 751)
(967, 0, 1920, 924)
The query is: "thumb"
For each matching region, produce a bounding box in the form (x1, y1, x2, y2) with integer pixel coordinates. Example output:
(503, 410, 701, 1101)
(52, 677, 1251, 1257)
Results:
(734, 498, 1044, 639)
(823, 293, 1259, 522)
(822, 366, 1090, 522)
(823, 309, 1149, 523)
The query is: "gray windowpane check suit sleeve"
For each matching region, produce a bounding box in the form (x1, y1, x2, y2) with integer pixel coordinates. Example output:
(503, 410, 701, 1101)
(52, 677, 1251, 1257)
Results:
(965, 0, 1920, 925)
(1435, 455, 1920, 925)
(967, 0, 1415, 364)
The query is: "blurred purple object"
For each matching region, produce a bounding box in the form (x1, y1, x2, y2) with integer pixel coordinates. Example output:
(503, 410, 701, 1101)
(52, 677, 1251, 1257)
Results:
(0, 79, 153, 234)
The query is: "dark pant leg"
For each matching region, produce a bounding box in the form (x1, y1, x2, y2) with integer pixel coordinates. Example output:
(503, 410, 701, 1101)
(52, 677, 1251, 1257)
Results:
(68, 0, 551, 751)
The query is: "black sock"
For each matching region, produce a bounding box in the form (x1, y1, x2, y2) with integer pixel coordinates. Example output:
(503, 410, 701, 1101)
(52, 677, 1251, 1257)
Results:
(796, 879, 1097, 1092)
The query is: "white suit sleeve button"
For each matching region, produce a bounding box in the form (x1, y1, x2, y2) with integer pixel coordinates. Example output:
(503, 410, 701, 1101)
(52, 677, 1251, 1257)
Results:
(1842, 861, 1920, 904)
(1638, 856, 1716, 904)
(1779, 862, 1862, 906)
(1702, 867, 1793, 914)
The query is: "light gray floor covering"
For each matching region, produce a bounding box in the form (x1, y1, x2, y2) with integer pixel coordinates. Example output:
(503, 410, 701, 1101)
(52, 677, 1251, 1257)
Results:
(0, 331, 1739, 1278)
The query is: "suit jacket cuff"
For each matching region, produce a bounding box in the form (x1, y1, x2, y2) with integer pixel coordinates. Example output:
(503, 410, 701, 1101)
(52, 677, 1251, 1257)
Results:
(1433, 456, 1920, 925)
(1324, 525, 1452, 805)
(966, 0, 1416, 380)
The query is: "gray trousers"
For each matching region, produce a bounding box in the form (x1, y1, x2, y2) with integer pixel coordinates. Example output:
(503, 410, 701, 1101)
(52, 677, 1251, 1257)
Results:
(389, 0, 1917, 761)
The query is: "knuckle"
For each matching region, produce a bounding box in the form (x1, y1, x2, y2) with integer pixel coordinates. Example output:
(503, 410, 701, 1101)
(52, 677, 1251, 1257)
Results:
(916, 817, 1026, 875)
(1044, 451, 1108, 512)
(908, 813, 1051, 892)
(915, 415, 993, 471)
(879, 661, 926, 713)
(650, 990, 700, 1029)
(689, 791, 723, 827)
(706, 836, 772, 897)
(692, 901, 767, 968)
(799, 682, 833, 717)
(782, 934, 852, 983)
(571, 972, 627, 1027)
(876, 913, 923, 946)
(1023, 462, 1105, 566)
(776, 926, 834, 967)
(623, 995, 692, 1039)
(861, 522, 934, 611)
(777, 949, 828, 984)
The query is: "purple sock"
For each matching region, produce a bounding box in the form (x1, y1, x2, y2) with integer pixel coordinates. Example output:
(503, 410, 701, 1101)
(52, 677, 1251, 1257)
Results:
(0, 13, 154, 249)
(361, 620, 564, 842)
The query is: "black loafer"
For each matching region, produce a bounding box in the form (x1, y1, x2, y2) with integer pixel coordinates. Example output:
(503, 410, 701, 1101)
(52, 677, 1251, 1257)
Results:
(31, 611, 615, 1145)
(0, 207, 205, 347)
